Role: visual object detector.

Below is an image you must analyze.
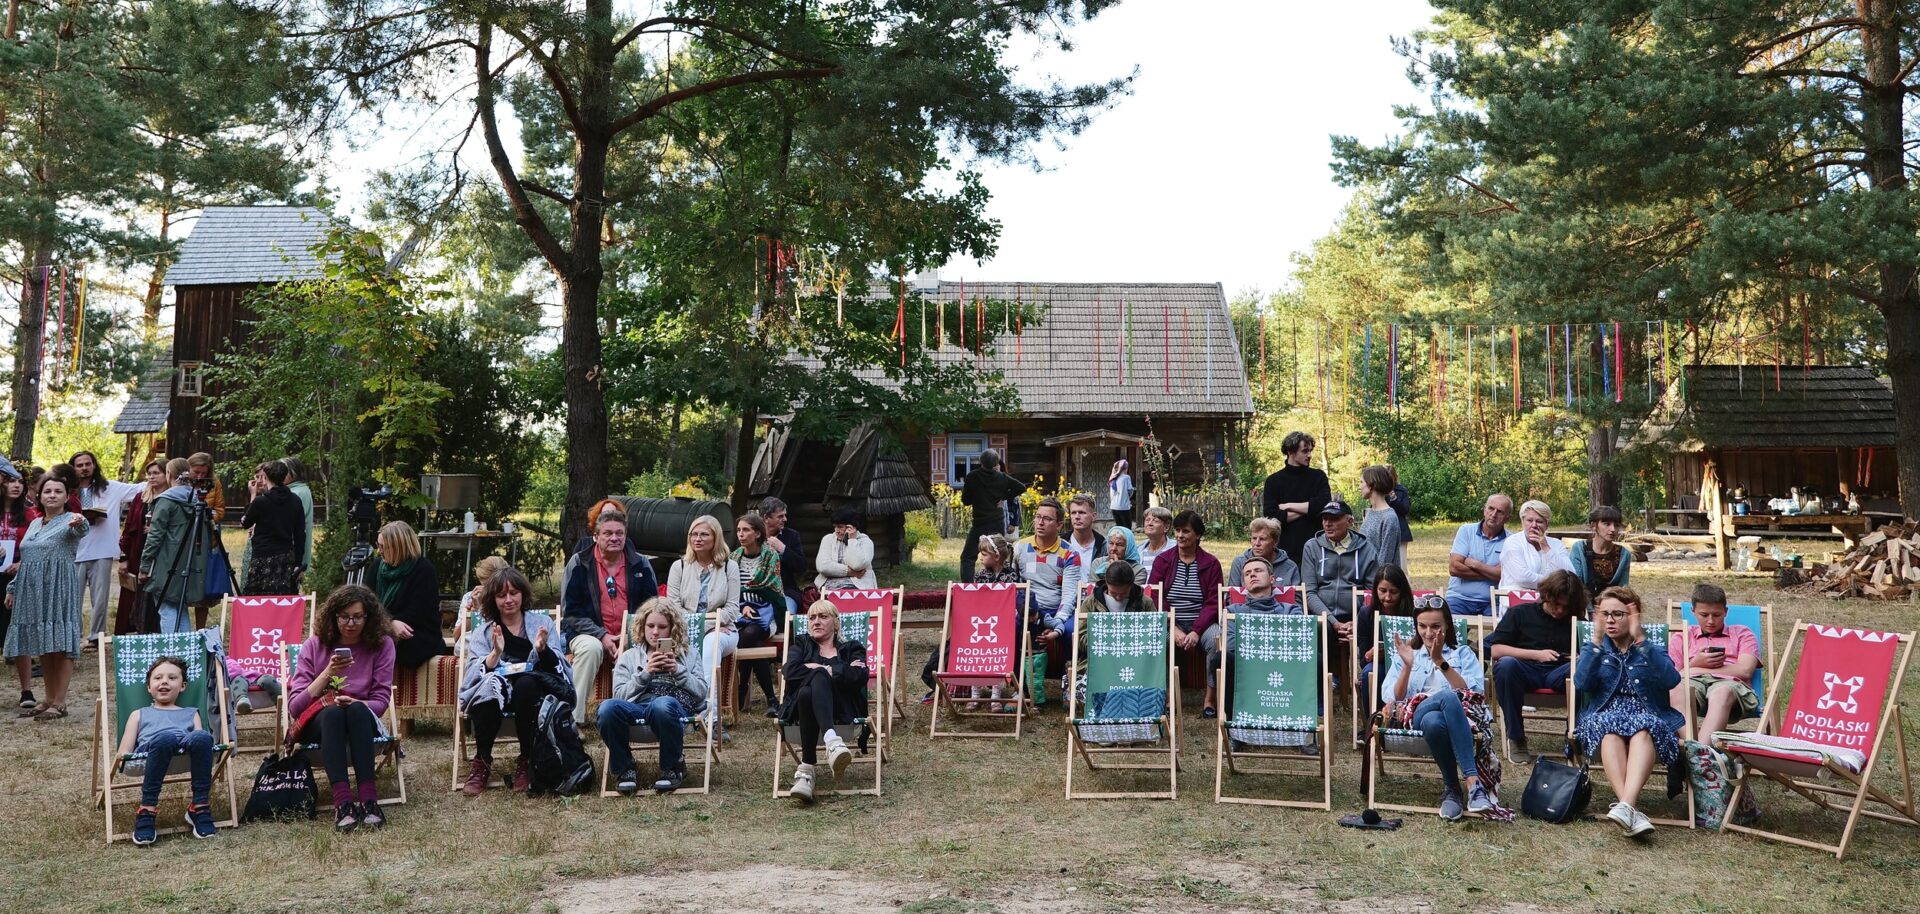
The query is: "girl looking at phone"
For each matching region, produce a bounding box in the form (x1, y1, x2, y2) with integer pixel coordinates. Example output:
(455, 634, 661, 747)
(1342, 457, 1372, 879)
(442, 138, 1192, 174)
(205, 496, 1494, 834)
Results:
(287, 584, 396, 831)
(596, 598, 709, 794)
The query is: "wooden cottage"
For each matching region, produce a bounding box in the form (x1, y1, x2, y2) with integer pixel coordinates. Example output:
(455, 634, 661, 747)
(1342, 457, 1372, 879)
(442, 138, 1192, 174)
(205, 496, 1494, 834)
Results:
(751, 423, 931, 569)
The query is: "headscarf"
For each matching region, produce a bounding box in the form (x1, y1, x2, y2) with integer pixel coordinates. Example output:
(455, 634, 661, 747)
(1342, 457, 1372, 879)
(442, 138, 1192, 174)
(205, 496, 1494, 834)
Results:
(1093, 525, 1140, 578)
(1109, 459, 1129, 482)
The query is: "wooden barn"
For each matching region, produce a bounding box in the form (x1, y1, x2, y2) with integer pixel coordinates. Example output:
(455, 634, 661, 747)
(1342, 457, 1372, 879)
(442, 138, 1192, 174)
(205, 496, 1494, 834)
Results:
(111, 206, 341, 491)
(751, 422, 932, 569)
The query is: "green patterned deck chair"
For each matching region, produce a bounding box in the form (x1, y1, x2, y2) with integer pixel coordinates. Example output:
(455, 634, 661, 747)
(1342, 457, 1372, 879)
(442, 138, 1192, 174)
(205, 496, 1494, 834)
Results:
(1214, 612, 1330, 808)
(281, 642, 409, 810)
(451, 609, 553, 791)
(91, 632, 239, 843)
(1363, 615, 1495, 815)
(1572, 619, 1694, 827)
(598, 611, 719, 797)
(1066, 607, 1178, 800)
(773, 610, 882, 798)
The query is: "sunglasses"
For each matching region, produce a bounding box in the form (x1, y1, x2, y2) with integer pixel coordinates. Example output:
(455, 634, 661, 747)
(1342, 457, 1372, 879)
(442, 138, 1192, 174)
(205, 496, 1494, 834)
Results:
(604, 574, 620, 598)
(1413, 594, 1447, 611)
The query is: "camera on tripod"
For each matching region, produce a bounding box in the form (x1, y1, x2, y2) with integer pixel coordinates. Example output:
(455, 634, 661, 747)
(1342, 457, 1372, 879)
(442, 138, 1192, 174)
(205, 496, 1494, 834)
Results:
(341, 484, 394, 577)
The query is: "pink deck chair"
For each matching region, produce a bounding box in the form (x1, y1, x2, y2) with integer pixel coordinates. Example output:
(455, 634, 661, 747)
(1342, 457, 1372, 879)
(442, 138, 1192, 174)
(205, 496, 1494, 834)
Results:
(825, 587, 906, 730)
(929, 582, 1031, 739)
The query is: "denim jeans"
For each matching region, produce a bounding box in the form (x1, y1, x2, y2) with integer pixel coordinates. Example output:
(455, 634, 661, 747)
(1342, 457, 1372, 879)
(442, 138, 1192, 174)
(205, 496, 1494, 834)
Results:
(1492, 657, 1570, 741)
(157, 601, 190, 635)
(138, 728, 215, 806)
(1413, 689, 1478, 787)
(598, 696, 689, 775)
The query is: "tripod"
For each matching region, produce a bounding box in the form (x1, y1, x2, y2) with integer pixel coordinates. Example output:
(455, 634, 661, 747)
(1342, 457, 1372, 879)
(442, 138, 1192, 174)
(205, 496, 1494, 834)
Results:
(150, 493, 219, 634)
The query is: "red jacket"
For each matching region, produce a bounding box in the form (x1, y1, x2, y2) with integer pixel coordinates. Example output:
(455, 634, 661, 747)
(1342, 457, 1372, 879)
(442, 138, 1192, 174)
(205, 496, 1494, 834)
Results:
(1149, 546, 1224, 635)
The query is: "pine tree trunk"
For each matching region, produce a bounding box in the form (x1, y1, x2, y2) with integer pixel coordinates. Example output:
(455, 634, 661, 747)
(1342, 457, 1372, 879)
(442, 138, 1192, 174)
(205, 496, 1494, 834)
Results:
(1588, 421, 1619, 510)
(1861, 1, 1920, 518)
(9, 243, 52, 461)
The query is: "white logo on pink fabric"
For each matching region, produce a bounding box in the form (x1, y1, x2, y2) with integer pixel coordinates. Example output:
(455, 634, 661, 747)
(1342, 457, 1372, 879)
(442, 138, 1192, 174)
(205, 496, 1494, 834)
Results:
(249, 627, 284, 655)
(1818, 673, 1865, 715)
(969, 615, 1000, 644)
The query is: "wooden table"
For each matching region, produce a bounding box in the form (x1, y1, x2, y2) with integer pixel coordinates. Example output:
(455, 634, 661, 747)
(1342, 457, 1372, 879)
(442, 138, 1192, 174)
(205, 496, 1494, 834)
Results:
(1714, 513, 1870, 570)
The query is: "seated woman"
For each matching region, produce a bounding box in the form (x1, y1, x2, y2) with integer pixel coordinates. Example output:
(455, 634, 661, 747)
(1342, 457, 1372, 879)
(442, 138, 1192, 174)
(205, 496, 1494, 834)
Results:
(1569, 506, 1633, 594)
(597, 598, 709, 795)
(1227, 517, 1300, 589)
(732, 511, 783, 715)
(1149, 510, 1222, 718)
(1357, 563, 1418, 697)
(287, 584, 397, 831)
(666, 515, 739, 727)
(1574, 585, 1683, 838)
(1091, 526, 1144, 589)
(921, 533, 1024, 704)
(371, 521, 448, 672)
(781, 599, 868, 804)
(813, 507, 877, 590)
(1381, 600, 1491, 820)
(456, 567, 573, 797)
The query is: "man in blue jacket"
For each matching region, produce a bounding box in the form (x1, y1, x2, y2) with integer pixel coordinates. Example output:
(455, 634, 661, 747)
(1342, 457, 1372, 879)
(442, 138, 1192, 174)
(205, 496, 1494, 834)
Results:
(560, 508, 660, 723)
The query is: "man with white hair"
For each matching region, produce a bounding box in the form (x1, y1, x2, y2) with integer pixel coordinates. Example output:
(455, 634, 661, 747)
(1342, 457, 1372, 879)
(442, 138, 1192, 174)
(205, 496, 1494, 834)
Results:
(1498, 500, 1574, 591)
(1445, 494, 1511, 617)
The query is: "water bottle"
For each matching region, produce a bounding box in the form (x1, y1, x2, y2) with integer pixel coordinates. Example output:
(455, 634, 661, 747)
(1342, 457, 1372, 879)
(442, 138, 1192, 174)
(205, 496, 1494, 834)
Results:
(464, 510, 477, 534)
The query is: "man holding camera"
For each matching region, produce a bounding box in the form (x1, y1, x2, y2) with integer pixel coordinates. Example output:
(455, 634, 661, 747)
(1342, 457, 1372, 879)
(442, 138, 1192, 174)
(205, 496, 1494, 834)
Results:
(138, 469, 211, 634)
(1667, 582, 1762, 738)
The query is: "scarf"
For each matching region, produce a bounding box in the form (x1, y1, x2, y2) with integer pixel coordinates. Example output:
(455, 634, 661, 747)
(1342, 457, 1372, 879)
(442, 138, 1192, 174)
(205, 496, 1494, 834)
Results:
(376, 558, 416, 611)
(732, 545, 783, 607)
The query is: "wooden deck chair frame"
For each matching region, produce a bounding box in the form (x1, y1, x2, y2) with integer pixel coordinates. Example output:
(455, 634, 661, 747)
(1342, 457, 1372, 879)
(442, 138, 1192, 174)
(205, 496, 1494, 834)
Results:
(1491, 587, 1539, 619)
(929, 582, 1033, 740)
(92, 632, 242, 843)
(1568, 620, 1695, 828)
(770, 609, 885, 798)
(1664, 600, 1776, 732)
(825, 586, 909, 730)
(1066, 602, 1180, 800)
(597, 611, 719, 797)
(218, 593, 316, 755)
(1364, 615, 1491, 816)
(449, 608, 557, 791)
(279, 643, 409, 810)
(1214, 612, 1331, 808)
(1485, 609, 1572, 763)
(1718, 622, 1918, 859)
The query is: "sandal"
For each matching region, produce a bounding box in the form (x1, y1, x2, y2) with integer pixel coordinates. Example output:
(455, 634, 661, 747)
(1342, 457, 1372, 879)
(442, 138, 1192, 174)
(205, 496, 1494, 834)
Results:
(33, 705, 68, 721)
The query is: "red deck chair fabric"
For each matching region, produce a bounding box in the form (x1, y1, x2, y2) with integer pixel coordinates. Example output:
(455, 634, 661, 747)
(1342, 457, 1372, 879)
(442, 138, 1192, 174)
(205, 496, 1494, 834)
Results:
(825, 588, 896, 688)
(227, 595, 305, 685)
(1727, 625, 1897, 770)
(936, 583, 1021, 689)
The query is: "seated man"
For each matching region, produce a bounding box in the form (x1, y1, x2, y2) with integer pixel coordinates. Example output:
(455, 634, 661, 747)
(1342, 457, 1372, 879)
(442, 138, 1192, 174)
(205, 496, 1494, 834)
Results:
(1208, 555, 1301, 716)
(1485, 569, 1589, 762)
(1300, 500, 1376, 646)
(1666, 583, 1762, 738)
(560, 509, 661, 725)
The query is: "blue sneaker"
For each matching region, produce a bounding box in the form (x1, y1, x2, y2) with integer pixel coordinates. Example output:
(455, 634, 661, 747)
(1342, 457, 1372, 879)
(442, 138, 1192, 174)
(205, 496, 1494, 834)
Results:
(1438, 787, 1464, 821)
(185, 805, 218, 839)
(132, 807, 158, 846)
(1467, 783, 1496, 815)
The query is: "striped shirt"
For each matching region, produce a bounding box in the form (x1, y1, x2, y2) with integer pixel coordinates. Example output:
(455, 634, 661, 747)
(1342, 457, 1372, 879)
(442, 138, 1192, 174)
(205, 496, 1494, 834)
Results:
(1168, 560, 1204, 628)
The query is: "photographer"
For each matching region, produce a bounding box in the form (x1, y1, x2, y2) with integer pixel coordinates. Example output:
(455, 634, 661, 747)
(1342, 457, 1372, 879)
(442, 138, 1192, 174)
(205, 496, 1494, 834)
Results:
(138, 468, 211, 635)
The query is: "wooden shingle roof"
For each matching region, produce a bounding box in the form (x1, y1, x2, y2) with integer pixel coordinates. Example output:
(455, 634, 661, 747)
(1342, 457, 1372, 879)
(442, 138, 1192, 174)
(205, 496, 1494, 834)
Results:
(1661, 365, 1895, 449)
(164, 206, 338, 286)
(111, 353, 173, 434)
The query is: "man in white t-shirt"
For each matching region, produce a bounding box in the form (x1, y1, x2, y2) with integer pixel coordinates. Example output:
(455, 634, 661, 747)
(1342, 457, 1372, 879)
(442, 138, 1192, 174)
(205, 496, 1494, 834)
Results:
(71, 451, 141, 644)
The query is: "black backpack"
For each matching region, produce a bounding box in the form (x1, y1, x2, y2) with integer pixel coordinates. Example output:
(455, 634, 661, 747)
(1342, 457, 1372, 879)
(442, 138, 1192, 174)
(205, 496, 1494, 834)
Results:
(527, 692, 595, 796)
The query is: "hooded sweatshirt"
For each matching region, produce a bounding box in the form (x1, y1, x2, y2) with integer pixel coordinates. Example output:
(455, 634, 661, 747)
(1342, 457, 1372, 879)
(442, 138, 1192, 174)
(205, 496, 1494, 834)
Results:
(1300, 529, 1379, 621)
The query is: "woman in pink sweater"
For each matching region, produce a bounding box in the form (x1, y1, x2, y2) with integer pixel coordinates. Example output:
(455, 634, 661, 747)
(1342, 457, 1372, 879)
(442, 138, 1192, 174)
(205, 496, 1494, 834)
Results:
(287, 584, 396, 831)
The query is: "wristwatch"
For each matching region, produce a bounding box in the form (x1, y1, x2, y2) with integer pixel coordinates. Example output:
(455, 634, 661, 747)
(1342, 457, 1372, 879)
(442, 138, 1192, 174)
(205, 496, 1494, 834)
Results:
(1438, 660, 1452, 672)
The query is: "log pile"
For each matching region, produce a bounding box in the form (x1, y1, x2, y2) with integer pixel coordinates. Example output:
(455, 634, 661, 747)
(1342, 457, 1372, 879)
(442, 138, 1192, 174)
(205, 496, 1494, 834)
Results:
(1785, 524, 1920, 600)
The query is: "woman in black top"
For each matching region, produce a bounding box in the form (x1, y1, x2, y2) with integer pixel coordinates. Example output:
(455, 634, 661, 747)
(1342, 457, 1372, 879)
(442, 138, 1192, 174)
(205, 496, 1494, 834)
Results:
(781, 599, 868, 803)
(240, 460, 308, 594)
(373, 521, 449, 670)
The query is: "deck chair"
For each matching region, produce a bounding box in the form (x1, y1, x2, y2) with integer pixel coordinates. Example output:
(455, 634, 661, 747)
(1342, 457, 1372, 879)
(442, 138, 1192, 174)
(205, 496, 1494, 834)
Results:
(1364, 615, 1493, 815)
(280, 642, 408, 809)
(1717, 623, 1917, 859)
(91, 632, 240, 843)
(1487, 611, 1573, 762)
(1570, 620, 1694, 827)
(825, 587, 907, 728)
(1215, 613, 1331, 808)
(1666, 601, 1775, 730)
(772, 608, 884, 797)
(1066, 606, 1179, 800)
(1491, 588, 1539, 618)
(219, 593, 314, 754)
(450, 608, 556, 790)
(929, 582, 1032, 739)
(597, 611, 719, 797)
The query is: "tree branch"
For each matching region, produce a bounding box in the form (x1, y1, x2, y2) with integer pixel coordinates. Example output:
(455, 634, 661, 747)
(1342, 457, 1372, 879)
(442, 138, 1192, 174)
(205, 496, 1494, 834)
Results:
(609, 66, 837, 137)
(1740, 18, 1864, 63)
(1745, 67, 1872, 88)
(523, 180, 573, 205)
(494, 21, 582, 130)
(476, 21, 568, 274)
(612, 15, 836, 68)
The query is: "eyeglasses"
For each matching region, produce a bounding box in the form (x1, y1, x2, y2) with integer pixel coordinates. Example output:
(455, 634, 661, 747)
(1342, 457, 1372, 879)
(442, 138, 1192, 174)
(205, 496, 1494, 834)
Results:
(339, 615, 367, 626)
(1598, 610, 1632, 620)
(604, 574, 620, 598)
(1413, 594, 1448, 611)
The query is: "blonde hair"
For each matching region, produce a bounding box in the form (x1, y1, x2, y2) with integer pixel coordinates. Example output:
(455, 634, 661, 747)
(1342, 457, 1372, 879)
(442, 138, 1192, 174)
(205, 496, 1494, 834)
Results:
(1518, 500, 1552, 524)
(377, 520, 422, 564)
(683, 514, 726, 568)
(805, 598, 842, 641)
(629, 597, 689, 656)
(473, 555, 509, 587)
(1247, 516, 1281, 540)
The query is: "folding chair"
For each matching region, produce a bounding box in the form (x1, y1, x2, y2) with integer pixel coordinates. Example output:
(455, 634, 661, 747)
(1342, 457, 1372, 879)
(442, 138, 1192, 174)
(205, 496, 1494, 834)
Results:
(1666, 600, 1775, 729)
(1491, 588, 1538, 619)
(91, 632, 241, 843)
(219, 593, 314, 754)
(1364, 615, 1494, 815)
(1569, 620, 1694, 827)
(280, 642, 408, 809)
(929, 582, 1032, 739)
(450, 608, 555, 791)
(825, 587, 907, 728)
(772, 609, 884, 797)
(1716, 623, 1917, 859)
(1066, 605, 1179, 800)
(1215, 613, 1331, 808)
(598, 611, 719, 797)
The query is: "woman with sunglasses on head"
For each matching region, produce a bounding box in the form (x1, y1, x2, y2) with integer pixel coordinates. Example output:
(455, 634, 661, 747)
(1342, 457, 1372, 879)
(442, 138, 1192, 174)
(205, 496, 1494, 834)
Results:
(1574, 585, 1683, 839)
(286, 584, 396, 830)
(1381, 597, 1494, 821)
(1356, 564, 1419, 715)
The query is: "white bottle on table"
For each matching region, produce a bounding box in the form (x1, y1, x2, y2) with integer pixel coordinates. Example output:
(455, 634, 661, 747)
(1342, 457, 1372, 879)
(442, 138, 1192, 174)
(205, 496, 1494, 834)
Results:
(464, 510, 477, 534)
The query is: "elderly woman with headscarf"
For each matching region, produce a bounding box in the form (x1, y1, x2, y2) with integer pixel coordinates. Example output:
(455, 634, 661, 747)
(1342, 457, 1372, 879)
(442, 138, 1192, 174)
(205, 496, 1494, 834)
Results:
(1108, 459, 1135, 530)
(1092, 525, 1144, 589)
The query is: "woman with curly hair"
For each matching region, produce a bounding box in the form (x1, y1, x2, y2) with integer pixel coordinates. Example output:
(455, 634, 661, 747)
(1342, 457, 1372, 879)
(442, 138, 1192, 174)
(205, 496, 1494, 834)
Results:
(286, 584, 396, 831)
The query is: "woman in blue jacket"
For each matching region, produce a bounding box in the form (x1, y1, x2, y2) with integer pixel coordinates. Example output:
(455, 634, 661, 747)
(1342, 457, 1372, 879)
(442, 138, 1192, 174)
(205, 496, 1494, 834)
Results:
(1573, 585, 1681, 839)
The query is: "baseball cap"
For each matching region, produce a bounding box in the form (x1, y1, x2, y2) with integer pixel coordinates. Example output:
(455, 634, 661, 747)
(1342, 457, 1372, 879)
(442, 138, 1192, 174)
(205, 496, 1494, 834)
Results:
(1319, 499, 1352, 519)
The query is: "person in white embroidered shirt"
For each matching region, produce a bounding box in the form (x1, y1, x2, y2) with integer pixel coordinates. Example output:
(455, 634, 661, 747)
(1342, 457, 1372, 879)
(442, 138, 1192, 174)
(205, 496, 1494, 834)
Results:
(69, 451, 141, 647)
(1497, 500, 1573, 591)
(1382, 597, 1491, 821)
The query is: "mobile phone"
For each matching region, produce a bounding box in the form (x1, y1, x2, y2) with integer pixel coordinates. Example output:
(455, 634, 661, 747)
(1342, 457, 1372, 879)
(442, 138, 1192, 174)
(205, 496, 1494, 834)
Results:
(1707, 646, 1725, 654)
(332, 647, 353, 661)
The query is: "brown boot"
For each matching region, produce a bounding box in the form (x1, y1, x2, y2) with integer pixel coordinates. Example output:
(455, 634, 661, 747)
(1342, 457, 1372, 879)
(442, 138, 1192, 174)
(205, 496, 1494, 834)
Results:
(462, 757, 492, 797)
(512, 756, 532, 793)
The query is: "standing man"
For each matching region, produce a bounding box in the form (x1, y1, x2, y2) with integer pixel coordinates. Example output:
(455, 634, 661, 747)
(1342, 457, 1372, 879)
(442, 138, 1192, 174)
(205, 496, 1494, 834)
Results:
(759, 497, 808, 622)
(1445, 494, 1513, 617)
(1261, 431, 1331, 567)
(1061, 494, 1104, 581)
(958, 448, 1025, 583)
(70, 451, 140, 646)
(138, 467, 210, 635)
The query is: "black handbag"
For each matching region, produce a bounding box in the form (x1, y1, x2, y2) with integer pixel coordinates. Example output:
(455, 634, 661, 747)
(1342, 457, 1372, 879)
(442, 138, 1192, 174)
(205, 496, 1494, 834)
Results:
(1521, 755, 1592, 823)
(242, 751, 318, 822)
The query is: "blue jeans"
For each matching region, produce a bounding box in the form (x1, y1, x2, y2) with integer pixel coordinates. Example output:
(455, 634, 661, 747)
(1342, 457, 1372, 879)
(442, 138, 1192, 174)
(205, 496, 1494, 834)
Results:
(1414, 689, 1478, 787)
(597, 696, 689, 775)
(138, 728, 215, 806)
(1449, 594, 1493, 617)
(1492, 657, 1570, 741)
(157, 601, 189, 635)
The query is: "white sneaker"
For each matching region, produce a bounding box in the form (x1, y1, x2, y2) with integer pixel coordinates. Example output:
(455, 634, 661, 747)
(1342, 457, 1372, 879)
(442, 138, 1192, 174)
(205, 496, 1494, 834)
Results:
(1606, 802, 1634, 832)
(790, 763, 816, 804)
(1625, 807, 1655, 838)
(824, 732, 853, 779)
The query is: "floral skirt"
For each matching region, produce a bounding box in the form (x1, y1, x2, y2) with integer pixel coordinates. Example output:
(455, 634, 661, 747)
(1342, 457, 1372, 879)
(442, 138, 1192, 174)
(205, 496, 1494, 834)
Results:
(1576, 694, 1681, 766)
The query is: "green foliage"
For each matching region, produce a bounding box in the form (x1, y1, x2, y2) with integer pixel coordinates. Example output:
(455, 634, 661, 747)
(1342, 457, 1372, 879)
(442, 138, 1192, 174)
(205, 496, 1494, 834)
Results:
(28, 408, 121, 475)
(393, 312, 540, 521)
(903, 510, 940, 563)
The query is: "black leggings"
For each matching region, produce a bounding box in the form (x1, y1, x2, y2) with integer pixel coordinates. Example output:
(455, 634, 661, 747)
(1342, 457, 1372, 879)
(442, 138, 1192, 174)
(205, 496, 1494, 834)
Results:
(736, 622, 778, 703)
(468, 675, 558, 760)
(792, 669, 839, 764)
(303, 703, 379, 789)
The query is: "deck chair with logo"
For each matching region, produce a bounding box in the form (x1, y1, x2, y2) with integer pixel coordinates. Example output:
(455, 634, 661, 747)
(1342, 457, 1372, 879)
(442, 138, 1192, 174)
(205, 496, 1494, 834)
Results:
(825, 587, 906, 729)
(1491, 588, 1539, 619)
(1666, 601, 1775, 732)
(1215, 612, 1330, 808)
(1567, 619, 1694, 827)
(772, 607, 885, 798)
(598, 610, 720, 797)
(91, 632, 241, 843)
(280, 641, 408, 810)
(1363, 614, 1497, 815)
(1485, 591, 1569, 762)
(929, 582, 1032, 739)
(219, 593, 314, 754)
(1716, 623, 1917, 859)
(1066, 604, 1179, 800)
(449, 608, 557, 790)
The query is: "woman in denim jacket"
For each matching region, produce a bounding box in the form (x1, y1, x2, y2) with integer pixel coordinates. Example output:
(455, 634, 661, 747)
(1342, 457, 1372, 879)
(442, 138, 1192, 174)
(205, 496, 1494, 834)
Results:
(1573, 585, 1682, 838)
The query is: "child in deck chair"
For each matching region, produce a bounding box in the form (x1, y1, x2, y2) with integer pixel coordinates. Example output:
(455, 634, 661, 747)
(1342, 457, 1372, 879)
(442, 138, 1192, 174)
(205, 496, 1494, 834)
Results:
(116, 656, 218, 844)
(598, 599, 708, 795)
(1575, 586, 1683, 839)
(920, 534, 1025, 705)
(1665, 583, 1761, 739)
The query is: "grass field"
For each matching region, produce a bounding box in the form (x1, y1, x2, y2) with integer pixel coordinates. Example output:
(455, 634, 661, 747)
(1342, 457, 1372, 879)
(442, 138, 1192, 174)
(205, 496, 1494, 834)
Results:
(3, 524, 1916, 914)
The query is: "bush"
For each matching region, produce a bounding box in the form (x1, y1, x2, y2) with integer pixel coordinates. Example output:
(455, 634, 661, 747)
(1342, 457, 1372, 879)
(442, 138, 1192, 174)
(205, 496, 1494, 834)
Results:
(904, 509, 940, 562)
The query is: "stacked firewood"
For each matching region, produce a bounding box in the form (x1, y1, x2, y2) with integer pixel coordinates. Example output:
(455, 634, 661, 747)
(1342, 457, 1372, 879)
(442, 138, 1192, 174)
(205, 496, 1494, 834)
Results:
(1784, 524, 1920, 600)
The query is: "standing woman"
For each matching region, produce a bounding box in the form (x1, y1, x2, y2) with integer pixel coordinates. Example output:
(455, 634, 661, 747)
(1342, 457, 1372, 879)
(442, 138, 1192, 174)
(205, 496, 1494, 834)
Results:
(372, 521, 448, 672)
(667, 515, 739, 726)
(114, 458, 170, 635)
(1358, 465, 1406, 568)
(4, 476, 90, 720)
(287, 584, 397, 830)
(456, 567, 571, 796)
(732, 512, 783, 714)
(781, 599, 869, 803)
(0, 465, 36, 707)
(1569, 506, 1633, 594)
(1574, 586, 1683, 838)
(1108, 459, 1135, 530)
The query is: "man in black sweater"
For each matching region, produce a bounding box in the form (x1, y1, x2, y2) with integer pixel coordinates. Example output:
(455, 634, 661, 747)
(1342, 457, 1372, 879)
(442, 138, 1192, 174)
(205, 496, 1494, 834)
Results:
(958, 448, 1025, 583)
(1261, 430, 1331, 566)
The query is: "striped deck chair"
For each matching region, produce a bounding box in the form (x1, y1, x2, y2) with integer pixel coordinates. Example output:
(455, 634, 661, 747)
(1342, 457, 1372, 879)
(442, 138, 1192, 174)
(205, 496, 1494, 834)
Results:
(929, 582, 1031, 739)
(450, 608, 556, 791)
(825, 587, 906, 730)
(598, 612, 719, 797)
(1570, 620, 1693, 827)
(1215, 612, 1330, 808)
(1666, 601, 1775, 731)
(91, 632, 240, 843)
(219, 593, 314, 755)
(773, 609, 883, 798)
(1067, 607, 1178, 800)
(280, 642, 408, 810)
(1717, 623, 1917, 859)
(1364, 615, 1496, 815)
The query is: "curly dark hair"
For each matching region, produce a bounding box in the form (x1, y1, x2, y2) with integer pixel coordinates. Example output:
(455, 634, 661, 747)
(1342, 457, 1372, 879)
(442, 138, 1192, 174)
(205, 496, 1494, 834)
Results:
(478, 566, 535, 624)
(314, 584, 394, 649)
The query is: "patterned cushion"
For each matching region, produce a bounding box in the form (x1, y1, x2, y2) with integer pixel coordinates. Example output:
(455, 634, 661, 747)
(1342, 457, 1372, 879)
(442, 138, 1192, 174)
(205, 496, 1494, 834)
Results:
(1227, 725, 1317, 748)
(394, 655, 461, 714)
(1075, 720, 1164, 744)
(1090, 686, 1165, 721)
